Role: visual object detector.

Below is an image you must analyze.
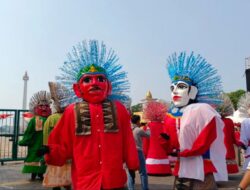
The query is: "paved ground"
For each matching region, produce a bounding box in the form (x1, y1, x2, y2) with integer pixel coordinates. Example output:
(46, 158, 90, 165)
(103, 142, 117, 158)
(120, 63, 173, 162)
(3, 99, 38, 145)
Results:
(0, 161, 249, 190)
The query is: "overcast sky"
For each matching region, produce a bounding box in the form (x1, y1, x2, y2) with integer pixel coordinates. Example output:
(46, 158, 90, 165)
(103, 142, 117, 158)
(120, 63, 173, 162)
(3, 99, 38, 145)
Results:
(0, 0, 249, 109)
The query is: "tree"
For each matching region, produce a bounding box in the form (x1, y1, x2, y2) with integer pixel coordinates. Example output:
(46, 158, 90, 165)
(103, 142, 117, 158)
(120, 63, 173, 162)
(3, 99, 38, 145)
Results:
(131, 103, 142, 113)
(226, 89, 246, 110)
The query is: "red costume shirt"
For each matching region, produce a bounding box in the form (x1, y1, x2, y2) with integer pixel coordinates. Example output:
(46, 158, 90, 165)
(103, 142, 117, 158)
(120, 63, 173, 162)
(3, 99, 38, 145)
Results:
(45, 101, 139, 190)
(145, 121, 172, 175)
(223, 118, 239, 173)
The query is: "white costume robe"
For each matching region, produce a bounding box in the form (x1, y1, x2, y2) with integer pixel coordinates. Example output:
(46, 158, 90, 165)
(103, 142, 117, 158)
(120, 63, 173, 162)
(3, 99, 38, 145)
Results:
(178, 103, 228, 181)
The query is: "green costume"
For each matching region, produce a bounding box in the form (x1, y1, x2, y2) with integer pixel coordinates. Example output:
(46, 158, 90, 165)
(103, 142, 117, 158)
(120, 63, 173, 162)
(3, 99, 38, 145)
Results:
(19, 116, 47, 174)
(43, 113, 62, 145)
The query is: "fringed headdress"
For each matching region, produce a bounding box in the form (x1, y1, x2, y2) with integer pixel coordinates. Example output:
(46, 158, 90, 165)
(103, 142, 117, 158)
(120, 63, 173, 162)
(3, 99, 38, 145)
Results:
(143, 101, 168, 122)
(216, 93, 234, 117)
(56, 40, 130, 105)
(29, 90, 51, 113)
(48, 82, 71, 112)
(167, 52, 223, 106)
(237, 92, 250, 118)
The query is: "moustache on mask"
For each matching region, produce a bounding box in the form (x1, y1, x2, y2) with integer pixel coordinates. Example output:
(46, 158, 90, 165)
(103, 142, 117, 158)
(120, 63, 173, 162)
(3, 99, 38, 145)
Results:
(89, 86, 102, 91)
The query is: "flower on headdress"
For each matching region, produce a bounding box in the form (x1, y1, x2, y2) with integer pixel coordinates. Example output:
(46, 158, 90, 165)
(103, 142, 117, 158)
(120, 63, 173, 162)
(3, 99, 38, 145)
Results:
(167, 52, 223, 106)
(143, 101, 168, 122)
(56, 40, 130, 105)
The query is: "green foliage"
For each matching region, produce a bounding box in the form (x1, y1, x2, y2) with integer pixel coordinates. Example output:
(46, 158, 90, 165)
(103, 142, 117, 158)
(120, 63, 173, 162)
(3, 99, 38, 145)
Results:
(226, 89, 246, 110)
(131, 103, 142, 113)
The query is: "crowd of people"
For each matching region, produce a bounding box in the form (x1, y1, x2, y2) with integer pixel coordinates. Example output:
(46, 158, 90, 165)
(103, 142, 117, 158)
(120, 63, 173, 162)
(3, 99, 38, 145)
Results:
(18, 40, 250, 190)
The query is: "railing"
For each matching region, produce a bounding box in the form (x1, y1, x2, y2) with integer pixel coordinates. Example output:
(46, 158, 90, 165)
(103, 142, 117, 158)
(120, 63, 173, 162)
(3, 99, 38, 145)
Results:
(0, 109, 29, 165)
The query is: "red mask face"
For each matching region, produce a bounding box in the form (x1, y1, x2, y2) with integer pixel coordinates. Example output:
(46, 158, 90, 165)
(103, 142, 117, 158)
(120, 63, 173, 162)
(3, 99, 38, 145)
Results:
(34, 104, 51, 117)
(74, 74, 109, 103)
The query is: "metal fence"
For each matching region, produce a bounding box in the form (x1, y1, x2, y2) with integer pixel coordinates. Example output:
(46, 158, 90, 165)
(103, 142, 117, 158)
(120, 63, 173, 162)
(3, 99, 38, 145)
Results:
(0, 109, 29, 165)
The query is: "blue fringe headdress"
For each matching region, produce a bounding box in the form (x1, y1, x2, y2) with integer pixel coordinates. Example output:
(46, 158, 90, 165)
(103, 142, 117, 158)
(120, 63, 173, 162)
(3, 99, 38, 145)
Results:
(167, 52, 223, 106)
(56, 40, 130, 105)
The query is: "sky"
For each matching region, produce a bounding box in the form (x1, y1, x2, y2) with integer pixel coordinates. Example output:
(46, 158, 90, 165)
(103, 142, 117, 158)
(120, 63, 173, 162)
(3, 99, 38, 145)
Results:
(0, 0, 249, 109)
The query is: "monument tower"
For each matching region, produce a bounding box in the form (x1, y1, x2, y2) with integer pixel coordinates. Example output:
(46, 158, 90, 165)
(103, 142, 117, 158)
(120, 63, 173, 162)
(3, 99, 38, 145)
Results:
(22, 71, 29, 109)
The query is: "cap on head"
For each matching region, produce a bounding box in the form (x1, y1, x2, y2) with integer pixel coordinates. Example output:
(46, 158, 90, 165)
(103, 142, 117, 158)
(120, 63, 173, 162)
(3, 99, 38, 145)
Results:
(77, 64, 107, 81)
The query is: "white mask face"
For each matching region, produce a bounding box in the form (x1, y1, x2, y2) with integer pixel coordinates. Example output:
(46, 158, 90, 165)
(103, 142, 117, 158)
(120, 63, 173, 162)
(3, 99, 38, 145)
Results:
(170, 81, 190, 107)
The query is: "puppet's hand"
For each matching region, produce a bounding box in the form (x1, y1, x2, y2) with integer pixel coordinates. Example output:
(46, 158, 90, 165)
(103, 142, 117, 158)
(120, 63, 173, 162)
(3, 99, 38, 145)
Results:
(169, 149, 180, 157)
(37, 145, 50, 157)
(241, 144, 247, 150)
(160, 133, 170, 140)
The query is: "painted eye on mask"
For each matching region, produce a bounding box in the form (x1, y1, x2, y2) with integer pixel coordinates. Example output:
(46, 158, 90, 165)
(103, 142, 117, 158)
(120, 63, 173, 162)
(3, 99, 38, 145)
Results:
(170, 82, 189, 92)
(177, 83, 188, 89)
(170, 85, 174, 92)
(97, 76, 107, 82)
(82, 77, 91, 83)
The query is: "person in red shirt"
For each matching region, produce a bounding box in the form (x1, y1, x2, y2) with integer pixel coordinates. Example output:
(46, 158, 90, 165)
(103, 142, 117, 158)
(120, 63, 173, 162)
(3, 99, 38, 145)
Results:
(39, 40, 139, 190)
(217, 93, 239, 174)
